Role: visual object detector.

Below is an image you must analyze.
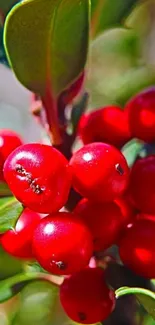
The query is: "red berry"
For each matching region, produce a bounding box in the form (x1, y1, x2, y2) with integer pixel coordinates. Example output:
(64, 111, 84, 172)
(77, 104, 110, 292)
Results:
(126, 87, 155, 142)
(136, 212, 155, 222)
(32, 212, 93, 275)
(60, 267, 115, 324)
(78, 106, 131, 147)
(129, 155, 155, 214)
(114, 197, 136, 226)
(70, 142, 129, 202)
(119, 219, 155, 278)
(3, 143, 72, 214)
(74, 198, 126, 251)
(0, 129, 23, 181)
(1, 208, 43, 259)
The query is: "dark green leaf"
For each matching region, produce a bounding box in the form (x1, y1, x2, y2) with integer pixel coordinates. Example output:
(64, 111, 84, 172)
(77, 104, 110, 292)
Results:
(91, 0, 138, 38)
(4, 0, 90, 97)
(116, 287, 155, 320)
(0, 196, 23, 233)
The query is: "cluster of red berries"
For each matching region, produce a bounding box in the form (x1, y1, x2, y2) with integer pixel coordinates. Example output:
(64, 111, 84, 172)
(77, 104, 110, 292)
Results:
(78, 86, 155, 147)
(1, 87, 155, 323)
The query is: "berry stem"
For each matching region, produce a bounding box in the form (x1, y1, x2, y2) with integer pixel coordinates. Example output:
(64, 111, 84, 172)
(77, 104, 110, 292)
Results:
(41, 87, 62, 146)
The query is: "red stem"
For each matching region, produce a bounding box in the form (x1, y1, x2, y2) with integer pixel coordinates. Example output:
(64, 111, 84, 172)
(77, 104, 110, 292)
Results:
(41, 87, 62, 145)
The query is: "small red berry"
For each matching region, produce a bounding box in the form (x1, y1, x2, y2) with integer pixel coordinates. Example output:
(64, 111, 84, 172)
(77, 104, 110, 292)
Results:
(60, 267, 115, 324)
(3, 143, 72, 214)
(119, 219, 155, 278)
(129, 155, 155, 214)
(1, 208, 43, 259)
(70, 142, 129, 202)
(32, 212, 93, 275)
(126, 87, 155, 142)
(74, 198, 126, 251)
(78, 106, 131, 147)
(0, 129, 23, 181)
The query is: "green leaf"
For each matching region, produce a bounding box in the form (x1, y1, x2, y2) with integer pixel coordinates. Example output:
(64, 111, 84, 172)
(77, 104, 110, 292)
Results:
(0, 273, 41, 303)
(12, 280, 58, 325)
(116, 287, 155, 320)
(91, 0, 137, 38)
(0, 246, 23, 280)
(0, 196, 23, 233)
(4, 0, 90, 97)
(87, 27, 155, 108)
(121, 139, 144, 167)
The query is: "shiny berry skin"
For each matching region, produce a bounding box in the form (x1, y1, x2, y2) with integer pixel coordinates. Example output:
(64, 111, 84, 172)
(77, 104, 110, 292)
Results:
(78, 106, 131, 147)
(60, 267, 115, 324)
(70, 142, 129, 202)
(126, 87, 155, 142)
(0, 129, 23, 181)
(119, 219, 155, 278)
(1, 208, 43, 259)
(3, 143, 72, 214)
(129, 155, 155, 214)
(74, 199, 126, 251)
(32, 212, 93, 275)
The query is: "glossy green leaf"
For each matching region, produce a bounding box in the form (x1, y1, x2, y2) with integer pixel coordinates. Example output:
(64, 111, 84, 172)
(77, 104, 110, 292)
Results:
(91, 0, 137, 38)
(4, 0, 90, 97)
(116, 287, 155, 320)
(121, 139, 144, 167)
(0, 196, 23, 233)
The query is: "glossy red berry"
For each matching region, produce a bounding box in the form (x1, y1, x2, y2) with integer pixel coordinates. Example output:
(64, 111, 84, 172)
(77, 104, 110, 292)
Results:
(0, 129, 23, 181)
(126, 87, 155, 142)
(74, 198, 127, 251)
(129, 155, 155, 214)
(78, 106, 131, 147)
(70, 142, 129, 202)
(119, 219, 155, 278)
(32, 212, 93, 275)
(1, 208, 43, 259)
(60, 267, 115, 324)
(3, 143, 72, 214)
